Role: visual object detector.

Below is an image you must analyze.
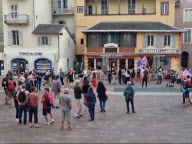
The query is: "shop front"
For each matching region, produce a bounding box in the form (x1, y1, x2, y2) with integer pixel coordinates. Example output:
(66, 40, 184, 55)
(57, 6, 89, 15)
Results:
(4, 48, 57, 75)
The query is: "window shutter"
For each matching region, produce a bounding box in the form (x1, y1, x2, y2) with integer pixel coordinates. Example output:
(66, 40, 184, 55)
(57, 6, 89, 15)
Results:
(19, 31, 23, 46)
(154, 35, 158, 48)
(171, 34, 176, 48)
(48, 36, 51, 46)
(161, 35, 164, 48)
(38, 36, 41, 46)
(8, 31, 12, 46)
(144, 34, 147, 48)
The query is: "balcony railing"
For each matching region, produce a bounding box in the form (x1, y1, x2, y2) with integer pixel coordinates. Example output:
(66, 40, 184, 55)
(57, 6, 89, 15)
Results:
(52, 7, 74, 15)
(4, 15, 29, 25)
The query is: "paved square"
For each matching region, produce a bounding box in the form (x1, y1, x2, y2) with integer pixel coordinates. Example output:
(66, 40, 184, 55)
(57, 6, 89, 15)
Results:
(0, 81, 192, 143)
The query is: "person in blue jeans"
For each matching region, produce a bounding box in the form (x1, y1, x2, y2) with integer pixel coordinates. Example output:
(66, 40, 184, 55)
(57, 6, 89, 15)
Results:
(87, 87, 96, 121)
(124, 81, 136, 114)
(16, 84, 30, 125)
(96, 81, 107, 112)
(36, 71, 43, 91)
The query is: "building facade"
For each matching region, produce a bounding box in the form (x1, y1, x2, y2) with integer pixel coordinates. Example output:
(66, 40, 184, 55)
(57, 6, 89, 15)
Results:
(52, 0, 75, 35)
(175, 0, 192, 68)
(76, 0, 184, 71)
(0, 0, 4, 75)
(3, 0, 75, 75)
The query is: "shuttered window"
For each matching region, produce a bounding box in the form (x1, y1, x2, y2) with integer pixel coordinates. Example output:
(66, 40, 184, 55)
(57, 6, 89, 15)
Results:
(164, 35, 171, 46)
(147, 35, 154, 46)
(8, 30, 22, 46)
(38, 36, 51, 46)
(184, 29, 191, 43)
(87, 34, 102, 47)
(161, 2, 169, 15)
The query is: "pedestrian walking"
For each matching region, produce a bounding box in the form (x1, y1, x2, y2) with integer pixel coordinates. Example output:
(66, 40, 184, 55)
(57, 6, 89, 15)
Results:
(91, 72, 97, 90)
(59, 68, 65, 86)
(136, 68, 141, 82)
(108, 70, 112, 84)
(142, 67, 148, 88)
(26, 78, 32, 93)
(74, 81, 83, 118)
(118, 69, 122, 85)
(18, 72, 25, 86)
(176, 67, 182, 89)
(42, 88, 54, 125)
(68, 68, 74, 88)
(2, 74, 9, 105)
(14, 87, 20, 122)
(182, 76, 192, 107)
(170, 70, 175, 87)
(124, 81, 136, 114)
(112, 68, 117, 84)
(125, 69, 131, 84)
(7, 77, 16, 108)
(43, 70, 50, 86)
(165, 70, 171, 87)
(87, 87, 96, 121)
(28, 87, 40, 128)
(97, 81, 107, 112)
(52, 75, 62, 109)
(148, 67, 153, 82)
(82, 80, 90, 114)
(16, 84, 29, 125)
(59, 88, 72, 130)
(131, 69, 135, 85)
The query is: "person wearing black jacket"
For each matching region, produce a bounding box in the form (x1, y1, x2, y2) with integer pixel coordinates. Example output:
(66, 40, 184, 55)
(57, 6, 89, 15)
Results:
(97, 81, 107, 112)
(2, 74, 9, 105)
(26, 78, 32, 93)
(118, 69, 122, 85)
(74, 81, 83, 118)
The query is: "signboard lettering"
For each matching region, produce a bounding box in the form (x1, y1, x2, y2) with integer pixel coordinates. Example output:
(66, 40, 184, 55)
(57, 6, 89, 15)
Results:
(19, 52, 42, 56)
(139, 49, 180, 54)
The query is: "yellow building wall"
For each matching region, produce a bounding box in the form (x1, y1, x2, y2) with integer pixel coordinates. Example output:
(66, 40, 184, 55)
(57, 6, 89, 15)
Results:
(136, 0, 156, 13)
(76, 0, 176, 55)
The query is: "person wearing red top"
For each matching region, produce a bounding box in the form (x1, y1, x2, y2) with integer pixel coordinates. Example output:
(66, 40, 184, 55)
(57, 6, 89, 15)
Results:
(91, 73, 97, 89)
(42, 88, 54, 125)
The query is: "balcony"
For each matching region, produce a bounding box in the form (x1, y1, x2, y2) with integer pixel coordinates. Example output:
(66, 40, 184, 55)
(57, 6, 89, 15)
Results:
(85, 0, 156, 15)
(52, 7, 74, 15)
(4, 15, 29, 25)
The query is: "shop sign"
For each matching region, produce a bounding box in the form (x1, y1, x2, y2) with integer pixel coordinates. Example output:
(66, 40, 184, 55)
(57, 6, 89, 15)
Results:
(19, 52, 43, 56)
(139, 49, 180, 54)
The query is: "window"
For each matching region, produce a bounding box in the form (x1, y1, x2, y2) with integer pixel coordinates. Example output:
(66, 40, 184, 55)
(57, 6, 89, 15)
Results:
(120, 33, 136, 47)
(38, 36, 51, 46)
(77, 6, 83, 13)
(58, 0, 67, 9)
(184, 29, 191, 43)
(87, 34, 102, 47)
(128, 0, 136, 14)
(12, 30, 19, 45)
(10, 5, 18, 18)
(184, 9, 192, 22)
(87, 5, 93, 15)
(81, 39, 84, 45)
(101, 0, 108, 14)
(147, 35, 154, 46)
(161, 2, 169, 15)
(164, 35, 171, 46)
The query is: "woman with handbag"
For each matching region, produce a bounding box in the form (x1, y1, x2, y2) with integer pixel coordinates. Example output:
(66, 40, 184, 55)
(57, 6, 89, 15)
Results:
(96, 81, 107, 112)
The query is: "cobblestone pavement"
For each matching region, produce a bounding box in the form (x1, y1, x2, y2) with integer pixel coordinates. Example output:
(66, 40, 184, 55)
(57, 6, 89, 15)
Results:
(0, 79, 192, 143)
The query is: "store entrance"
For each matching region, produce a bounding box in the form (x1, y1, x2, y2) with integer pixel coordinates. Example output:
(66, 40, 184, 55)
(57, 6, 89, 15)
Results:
(11, 58, 28, 75)
(0, 60, 4, 76)
(109, 58, 117, 70)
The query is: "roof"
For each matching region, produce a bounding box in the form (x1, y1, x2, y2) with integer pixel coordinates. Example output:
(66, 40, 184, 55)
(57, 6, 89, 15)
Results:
(32, 24, 65, 34)
(82, 22, 186, 33)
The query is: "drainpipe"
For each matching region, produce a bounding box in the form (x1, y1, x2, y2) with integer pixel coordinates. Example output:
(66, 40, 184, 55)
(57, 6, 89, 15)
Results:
(33, 0, 36, 29)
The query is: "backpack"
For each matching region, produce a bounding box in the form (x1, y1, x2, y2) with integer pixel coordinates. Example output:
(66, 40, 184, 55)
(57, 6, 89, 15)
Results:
(45, 93, 53, 107)
(8, 80, 15, 91)
(19, 91, 26, 102)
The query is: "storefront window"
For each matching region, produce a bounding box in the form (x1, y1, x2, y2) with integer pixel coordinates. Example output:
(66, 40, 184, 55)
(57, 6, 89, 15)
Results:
(11, 58, 28, 75)
(96, 58, 102, 69)
(160, 57, 171, 71)
(34, 58, 52, 74)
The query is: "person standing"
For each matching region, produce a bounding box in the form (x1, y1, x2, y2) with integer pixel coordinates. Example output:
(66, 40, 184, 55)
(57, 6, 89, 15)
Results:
(118, 69, 122, 85)
(2, 74, 9, 105)
(74, 81, 83, 118)
(52, 75, 62, 109)
(148, 67, 153, 83)
(136, 69, 141, 82)
(131, 69, 135, 85)
(59, 88, 72, 130)
(59, 68, 65, 86)
(68, 68, 74, 88)
(7, 77, 17, 108)
(82, 80, 90, 112)
(28, 87, 40, 128)
(18, 72, 25, 86)
(91, 72, 97, 90)
(14, 87, 20, 122)
(87, 87, 96, 121)
(26, 78, 32, 93)
(16, 84, 29, 125)
(125, 69, 131, 85)
(36, 71, 43, 91)
(108, 70, 112, 84)
(112, 68, 117, 84)
(142, 68, 148, 88)
(124, 81, 136, 114)
(97, 81, 107, 112)
(43, 70, 50, 86)
(42, 88, 54, 125)
(176, 67, 182, 89)
(156, 66, 163, 84)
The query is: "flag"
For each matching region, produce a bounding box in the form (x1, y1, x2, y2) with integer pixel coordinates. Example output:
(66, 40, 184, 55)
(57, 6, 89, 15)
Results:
(181, 69, 192, 79)
(137, 56, 148, 68)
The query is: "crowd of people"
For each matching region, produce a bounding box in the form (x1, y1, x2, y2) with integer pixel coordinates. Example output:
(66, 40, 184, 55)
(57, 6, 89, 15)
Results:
(1, 65, 192, 129)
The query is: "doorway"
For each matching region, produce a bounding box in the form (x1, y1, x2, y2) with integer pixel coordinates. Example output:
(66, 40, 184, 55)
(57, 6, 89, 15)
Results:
(109, 58, 117, 70)
(11, 58, 28, 75)
(181, 51, 189, 68)
(128, 58, 134, 69)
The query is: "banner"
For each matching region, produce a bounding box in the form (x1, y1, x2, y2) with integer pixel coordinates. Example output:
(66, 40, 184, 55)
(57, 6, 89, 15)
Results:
(137, 56, 148, 68)
(181, 69, 192, 79)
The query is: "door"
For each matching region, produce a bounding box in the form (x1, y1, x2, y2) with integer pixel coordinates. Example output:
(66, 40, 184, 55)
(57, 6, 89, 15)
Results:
(19, 61, 26, 74)
(109, 59, 117, 70)
(128, 58, 134, 69)
(11, 59, 28, 75)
